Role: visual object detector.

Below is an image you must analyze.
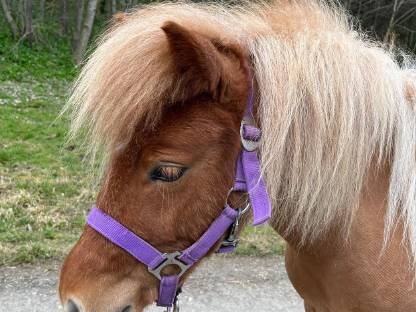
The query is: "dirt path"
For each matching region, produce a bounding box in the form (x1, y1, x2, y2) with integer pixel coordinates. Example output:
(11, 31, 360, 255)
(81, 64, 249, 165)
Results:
(0, 256, 303, 312)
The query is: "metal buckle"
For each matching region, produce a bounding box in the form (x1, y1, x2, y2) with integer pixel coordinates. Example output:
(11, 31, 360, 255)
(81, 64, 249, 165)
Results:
(240, 118, 260, 152)
(221, 203, 250, 248)
(148, 252, 191, 280)
(166, 288, 181, 312)
(166, 300, 179, 312)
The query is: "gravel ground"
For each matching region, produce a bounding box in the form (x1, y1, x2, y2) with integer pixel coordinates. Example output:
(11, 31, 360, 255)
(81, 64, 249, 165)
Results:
(0, 256, 304, 312)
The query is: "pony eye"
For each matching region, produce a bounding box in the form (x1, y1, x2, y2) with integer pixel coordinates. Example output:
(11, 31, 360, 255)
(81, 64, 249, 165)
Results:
(149, 164, 187, 182)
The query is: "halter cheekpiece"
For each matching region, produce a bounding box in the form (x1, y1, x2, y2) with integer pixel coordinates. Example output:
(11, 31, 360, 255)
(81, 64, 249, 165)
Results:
(86, 79, 271, 311)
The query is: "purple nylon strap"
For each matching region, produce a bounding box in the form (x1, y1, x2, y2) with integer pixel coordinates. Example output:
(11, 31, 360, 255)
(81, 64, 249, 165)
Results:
(87, 205, 239, 307)
(87, 207, 165, 269)
(159, 276, 179, 307)
(85, 76, 272, 309)
(234, 147, 271, 226)
(178, 205, 237, 264)
(241, 147, 271, 225)
(233, 86, 271, 225)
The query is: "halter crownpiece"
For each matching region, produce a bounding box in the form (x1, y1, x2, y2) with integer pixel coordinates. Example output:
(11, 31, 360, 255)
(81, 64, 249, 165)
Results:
(86, 77, 271, 311)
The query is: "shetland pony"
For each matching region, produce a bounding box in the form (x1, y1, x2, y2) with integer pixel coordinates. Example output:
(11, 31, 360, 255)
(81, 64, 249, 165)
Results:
(59, 1, 416, 311)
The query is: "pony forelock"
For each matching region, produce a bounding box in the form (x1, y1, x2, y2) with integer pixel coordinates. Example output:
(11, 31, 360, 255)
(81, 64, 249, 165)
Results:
(65, 0, 416, 270)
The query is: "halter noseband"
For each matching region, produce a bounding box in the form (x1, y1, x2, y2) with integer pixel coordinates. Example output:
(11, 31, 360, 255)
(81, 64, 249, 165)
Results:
(86, 81, 271, 311)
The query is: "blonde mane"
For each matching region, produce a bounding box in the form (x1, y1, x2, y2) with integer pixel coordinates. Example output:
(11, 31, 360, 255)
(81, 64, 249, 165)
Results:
(66, 1, 416, 268)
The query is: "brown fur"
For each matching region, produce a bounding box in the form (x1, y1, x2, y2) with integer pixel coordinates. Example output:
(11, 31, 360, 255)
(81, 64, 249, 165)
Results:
(113, 12, 128, 25)
(283, 163, 416, 311)
(405, 75, 416, 110)
(60, 1, 416, 311)
(60, 21, 249, 312)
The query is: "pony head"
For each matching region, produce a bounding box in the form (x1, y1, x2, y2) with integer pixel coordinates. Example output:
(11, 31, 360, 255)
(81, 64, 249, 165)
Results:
(59, 14, 251, 312)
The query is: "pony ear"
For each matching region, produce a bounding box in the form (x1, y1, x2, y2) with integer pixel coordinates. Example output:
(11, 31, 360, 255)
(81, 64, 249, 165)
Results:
(161, 21, 246, 102)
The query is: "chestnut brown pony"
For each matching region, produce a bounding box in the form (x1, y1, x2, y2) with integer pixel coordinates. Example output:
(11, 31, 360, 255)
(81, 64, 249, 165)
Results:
(60, 1, 416, 311)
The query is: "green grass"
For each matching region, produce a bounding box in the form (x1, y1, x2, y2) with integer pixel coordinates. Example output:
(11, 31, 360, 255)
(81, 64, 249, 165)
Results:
(0, 32, 94, 265)
(0, 76, 97, 265)
(238, 225, 285, 256)
(0, 24, 77, 82)
(0, 33, 284, 266)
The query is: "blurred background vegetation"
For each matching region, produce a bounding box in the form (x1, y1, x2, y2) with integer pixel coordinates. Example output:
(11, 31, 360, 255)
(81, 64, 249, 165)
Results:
(1, 0, 416, 64)
(0, 0, 415, 265)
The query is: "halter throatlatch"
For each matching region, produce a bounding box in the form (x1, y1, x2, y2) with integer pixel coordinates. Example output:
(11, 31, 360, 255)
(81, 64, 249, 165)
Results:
(86, 78, 271, 311)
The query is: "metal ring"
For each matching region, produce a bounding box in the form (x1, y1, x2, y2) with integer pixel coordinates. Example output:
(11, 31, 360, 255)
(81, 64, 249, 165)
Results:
(240, 202, 251, 215)
(240, 119, 260, 152)
(225, 188, 251, 212)
(225, 187, 234, 205)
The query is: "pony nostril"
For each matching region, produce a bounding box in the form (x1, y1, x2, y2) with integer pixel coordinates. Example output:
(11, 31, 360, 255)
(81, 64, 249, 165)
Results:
(67, 299, 80, 312)
(121, 306, 133, 312)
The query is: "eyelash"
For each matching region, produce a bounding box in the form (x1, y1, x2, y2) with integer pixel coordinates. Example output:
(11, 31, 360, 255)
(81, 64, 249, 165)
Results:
(149, 165, 187, 182)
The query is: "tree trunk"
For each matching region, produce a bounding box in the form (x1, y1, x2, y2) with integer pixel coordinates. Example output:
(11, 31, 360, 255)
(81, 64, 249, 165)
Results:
(24, 0, 34, 46)
(60, 0, 68, 36)
(0, 0, 18, 37)
(111, 0, 116, 14)
(18, 0, 25, 30)
(384, 0, 404, 45)
(39, 0, 45, 20)
(73, 0, 85, 51)
(119, 0, 126, 11)
(73, 0, 98, 65)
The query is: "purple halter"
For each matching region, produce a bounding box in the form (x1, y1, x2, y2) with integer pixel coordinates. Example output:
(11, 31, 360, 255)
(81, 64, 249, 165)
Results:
(86, 82, 271, 310)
